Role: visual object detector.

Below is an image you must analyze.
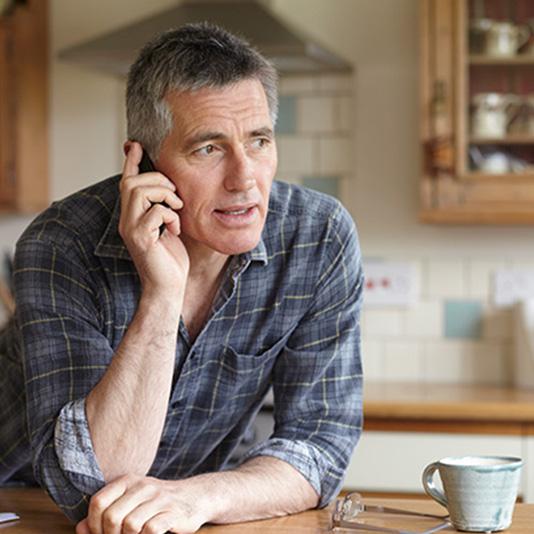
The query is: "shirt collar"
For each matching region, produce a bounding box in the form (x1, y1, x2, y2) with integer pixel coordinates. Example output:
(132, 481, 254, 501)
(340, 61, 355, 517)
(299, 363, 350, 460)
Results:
(95, 194, 269, 266)
(94, 195, 131, 260)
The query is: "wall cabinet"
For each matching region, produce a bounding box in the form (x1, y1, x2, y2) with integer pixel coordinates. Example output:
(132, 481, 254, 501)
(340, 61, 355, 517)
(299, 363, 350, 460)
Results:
(420, 0, 534, 224)
(0, 0, 48, 213)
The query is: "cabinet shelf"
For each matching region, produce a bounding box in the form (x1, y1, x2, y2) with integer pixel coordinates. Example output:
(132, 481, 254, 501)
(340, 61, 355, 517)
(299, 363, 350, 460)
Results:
(469, 54, 534, 66)
(470, 136, 534, 145)
(464, 171, 534, 181)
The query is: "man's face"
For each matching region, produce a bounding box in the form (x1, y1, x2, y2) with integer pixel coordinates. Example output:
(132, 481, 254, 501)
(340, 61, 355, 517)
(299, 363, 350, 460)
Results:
(156, 79, 277, 257)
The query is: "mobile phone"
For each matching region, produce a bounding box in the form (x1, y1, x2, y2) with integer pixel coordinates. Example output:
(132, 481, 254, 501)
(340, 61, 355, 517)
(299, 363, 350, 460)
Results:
(139, 149, 156, 173)
(137, 148, 168, 235)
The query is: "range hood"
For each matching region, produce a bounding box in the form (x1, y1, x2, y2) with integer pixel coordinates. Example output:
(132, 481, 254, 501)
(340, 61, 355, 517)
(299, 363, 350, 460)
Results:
(58, 0, 352, 76)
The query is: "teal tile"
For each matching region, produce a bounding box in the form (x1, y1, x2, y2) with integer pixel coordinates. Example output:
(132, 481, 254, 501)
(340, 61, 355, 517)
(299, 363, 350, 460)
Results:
(444, 300, 483, 339)
(302, 175, 340, 199)
(276, 95, 297, 134)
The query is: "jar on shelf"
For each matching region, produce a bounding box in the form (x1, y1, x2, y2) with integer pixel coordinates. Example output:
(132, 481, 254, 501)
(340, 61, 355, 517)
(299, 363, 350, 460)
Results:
(471, 93, 521, 138)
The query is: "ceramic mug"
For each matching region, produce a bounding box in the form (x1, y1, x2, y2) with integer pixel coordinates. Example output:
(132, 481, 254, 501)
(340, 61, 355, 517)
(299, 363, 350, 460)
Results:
(422, 456, 523, 532)
(485, 21, 530, 56)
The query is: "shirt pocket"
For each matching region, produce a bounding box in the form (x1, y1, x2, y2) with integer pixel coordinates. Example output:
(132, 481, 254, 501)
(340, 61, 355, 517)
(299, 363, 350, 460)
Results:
(193, 337, 287, 420)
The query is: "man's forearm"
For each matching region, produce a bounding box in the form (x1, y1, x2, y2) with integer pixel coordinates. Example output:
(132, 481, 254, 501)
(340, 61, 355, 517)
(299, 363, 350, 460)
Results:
(85, 293, 180, 482)
(187, 456, 319, 525)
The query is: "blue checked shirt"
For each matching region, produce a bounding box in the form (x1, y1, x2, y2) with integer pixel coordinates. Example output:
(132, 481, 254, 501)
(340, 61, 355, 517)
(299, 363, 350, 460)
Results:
(0, 175, 363, 522)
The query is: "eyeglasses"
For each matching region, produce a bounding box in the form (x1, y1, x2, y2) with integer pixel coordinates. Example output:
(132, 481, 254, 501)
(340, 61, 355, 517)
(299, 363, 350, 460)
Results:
(329, 492, 450, 534)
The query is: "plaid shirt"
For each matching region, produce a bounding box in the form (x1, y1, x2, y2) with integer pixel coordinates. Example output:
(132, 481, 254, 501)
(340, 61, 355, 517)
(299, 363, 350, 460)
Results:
(0, 175, 363, 522)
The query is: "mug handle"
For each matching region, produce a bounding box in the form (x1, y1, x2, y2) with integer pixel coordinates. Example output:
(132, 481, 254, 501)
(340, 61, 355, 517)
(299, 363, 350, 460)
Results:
(518, 25, 531, 49)
(422, 462, 448, 508)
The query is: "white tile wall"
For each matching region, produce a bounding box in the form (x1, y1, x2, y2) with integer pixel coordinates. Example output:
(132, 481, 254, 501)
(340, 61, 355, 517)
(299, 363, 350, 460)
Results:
(361, 338, 384, 381)
(335, 96, 354, 133)
(383, 340, 423, 382)
(467, 260, 505, 300)
(297, 96, 336, 133)
(279, 75, 319, 94)
(276, 136, 317, 174)
(425, 259, 466, 299)
(317, 74, 353, 93)
(403, 300, 442, 338)
(318, 137, 353, 174)
(363, 309, 403, 337)
(422, 340, 477, 384)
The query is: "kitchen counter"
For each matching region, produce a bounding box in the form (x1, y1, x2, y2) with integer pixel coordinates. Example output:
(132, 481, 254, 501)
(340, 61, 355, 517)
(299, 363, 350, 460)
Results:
(3, 489, 534, 533)
(363, 382, 534, 434)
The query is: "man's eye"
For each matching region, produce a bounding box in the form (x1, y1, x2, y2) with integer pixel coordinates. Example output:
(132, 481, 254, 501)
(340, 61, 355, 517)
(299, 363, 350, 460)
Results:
(195, 144, 216, 156)
(251, 138, 270, 149)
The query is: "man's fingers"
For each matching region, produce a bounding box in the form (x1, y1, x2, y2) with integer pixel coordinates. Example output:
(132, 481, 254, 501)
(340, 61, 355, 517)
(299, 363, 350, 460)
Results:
(75, 518, 91, 534)
(122, 141, 143, 179)
(86, 478, 129, 534)
(98, 486, 155, 534)
(139, 204, 181, 237)
(123, 188, 183, 227)
(139, 511, 194, 534)
(121, 174, 176, 194)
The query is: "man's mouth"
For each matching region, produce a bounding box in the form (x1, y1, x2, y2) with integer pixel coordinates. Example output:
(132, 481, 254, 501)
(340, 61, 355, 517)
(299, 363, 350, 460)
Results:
(213, 204, 258, 225)
(217, 208, 251, 215)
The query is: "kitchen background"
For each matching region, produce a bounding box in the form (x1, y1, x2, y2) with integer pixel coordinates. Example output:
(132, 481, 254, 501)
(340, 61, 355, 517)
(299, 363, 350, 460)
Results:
(2, 0, 534, 502)
(1, 0, 532, 387)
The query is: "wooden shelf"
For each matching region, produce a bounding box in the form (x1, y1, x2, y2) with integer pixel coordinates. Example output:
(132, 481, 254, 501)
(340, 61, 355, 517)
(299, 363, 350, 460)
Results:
(464, 171, 534, 181)
(419, 208, 534, 225)
(469, 54, 534, 65)
(470, 136, 534, 145)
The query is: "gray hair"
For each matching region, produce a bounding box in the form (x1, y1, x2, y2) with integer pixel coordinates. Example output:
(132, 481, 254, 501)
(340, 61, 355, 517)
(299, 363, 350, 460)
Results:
(126, 22, 279, 159)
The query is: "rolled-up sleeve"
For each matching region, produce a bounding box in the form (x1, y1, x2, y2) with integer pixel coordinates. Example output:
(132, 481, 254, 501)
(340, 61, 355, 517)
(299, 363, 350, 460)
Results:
(244, 205, 364, 507)
(14, 237, 110, 521)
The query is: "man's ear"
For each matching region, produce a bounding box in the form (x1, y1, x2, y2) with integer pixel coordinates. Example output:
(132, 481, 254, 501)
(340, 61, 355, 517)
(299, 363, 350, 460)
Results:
(123, 140, 135, 157)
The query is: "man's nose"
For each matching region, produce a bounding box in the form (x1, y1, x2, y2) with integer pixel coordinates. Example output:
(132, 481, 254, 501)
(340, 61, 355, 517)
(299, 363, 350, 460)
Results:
(224, 150, 256, 192)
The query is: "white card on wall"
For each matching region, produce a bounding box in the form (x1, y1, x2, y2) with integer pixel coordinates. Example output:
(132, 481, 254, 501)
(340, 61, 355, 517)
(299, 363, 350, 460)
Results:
(363, 261, 419, 307)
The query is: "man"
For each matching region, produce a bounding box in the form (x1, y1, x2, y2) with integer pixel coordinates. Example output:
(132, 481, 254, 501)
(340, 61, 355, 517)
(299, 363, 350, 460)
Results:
(0, 23, 363, 534)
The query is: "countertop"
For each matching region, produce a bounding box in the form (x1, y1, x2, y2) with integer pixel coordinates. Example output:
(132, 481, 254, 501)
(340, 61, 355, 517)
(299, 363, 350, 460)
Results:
(363, 382, 534, 434)
(2, 489, 534, 533)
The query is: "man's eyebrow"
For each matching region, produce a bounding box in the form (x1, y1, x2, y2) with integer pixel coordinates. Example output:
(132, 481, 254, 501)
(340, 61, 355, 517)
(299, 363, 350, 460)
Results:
(183, 126, 274, 151)
(250, 127, 274, 139)
(183, 131, 226, 151)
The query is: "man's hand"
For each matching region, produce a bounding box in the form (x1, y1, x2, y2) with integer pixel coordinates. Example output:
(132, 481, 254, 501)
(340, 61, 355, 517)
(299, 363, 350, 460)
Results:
(75, 457, 318, 534)
(75, 475, 206, 534)
(119, 141, 189, 298)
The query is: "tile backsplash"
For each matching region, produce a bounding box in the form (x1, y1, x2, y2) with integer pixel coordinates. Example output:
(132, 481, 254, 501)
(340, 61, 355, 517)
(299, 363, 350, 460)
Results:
(275, 73, 353, 201)
(361, 258, 513, 386)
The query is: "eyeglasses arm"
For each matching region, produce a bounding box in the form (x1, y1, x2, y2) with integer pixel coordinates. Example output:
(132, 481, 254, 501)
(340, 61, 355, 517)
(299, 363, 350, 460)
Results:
(363, 505, 449, 520)
(332, 519, 450, 534)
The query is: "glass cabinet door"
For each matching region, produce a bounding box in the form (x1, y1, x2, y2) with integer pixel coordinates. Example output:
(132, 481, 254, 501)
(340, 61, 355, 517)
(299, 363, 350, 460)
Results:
(464, 0, 534, 179)
(420, 0, 534, 224)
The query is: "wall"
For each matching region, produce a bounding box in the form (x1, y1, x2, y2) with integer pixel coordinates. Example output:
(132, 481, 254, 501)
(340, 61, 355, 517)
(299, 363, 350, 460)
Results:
(0, 0, 531, 385)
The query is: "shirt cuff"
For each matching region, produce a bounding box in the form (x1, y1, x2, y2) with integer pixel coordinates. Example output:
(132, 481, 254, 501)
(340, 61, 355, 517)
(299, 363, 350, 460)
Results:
(242, 437, 336, 508)
(54, 398, 105, 493)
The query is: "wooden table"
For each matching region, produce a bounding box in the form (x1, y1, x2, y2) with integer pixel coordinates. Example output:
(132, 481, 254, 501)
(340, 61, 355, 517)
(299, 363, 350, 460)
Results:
(2, 488, 534, 533)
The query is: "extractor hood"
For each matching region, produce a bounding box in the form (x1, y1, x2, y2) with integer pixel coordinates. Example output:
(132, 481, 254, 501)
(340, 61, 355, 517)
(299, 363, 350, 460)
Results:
(58, 0, 352, 75)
